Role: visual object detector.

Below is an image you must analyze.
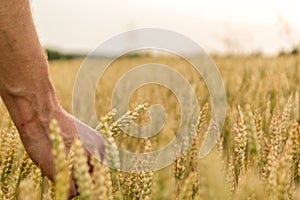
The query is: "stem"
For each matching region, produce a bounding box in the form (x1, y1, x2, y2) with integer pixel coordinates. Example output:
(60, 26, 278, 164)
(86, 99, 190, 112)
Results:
(40, 175, 46, 200)
(13, 177, 21, 200)
(114, 170, 124, 200)
(174, 181, 181, 200)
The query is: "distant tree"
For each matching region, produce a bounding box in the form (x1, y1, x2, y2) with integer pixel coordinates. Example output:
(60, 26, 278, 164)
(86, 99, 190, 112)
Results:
(46, 49, 65, 60)
(45, 48, 82, 60)
(291, 47, 299, 55)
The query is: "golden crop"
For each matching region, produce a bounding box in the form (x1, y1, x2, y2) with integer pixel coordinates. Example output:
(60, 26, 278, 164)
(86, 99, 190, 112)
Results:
(0, 54, 300, 199)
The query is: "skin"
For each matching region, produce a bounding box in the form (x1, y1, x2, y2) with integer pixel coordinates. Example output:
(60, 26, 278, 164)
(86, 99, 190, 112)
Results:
(0, 0, 105, 197)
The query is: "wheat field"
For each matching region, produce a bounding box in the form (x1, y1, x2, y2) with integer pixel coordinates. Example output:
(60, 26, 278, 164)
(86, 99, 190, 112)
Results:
(1, 54, 300, 199)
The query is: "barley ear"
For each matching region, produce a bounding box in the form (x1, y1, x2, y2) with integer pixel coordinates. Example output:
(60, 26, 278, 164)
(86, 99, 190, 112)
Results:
(71, 137, 93, 200)
(49, 119, 71, 200)
(234, 105, 247, 183)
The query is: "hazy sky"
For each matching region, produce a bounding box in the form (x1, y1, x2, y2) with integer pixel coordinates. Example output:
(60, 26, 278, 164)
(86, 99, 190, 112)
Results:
(31, 0, 300, 55)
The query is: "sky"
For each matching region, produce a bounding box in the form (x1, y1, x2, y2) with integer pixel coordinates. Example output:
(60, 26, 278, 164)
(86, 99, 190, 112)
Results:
(31, 0, 300, 55)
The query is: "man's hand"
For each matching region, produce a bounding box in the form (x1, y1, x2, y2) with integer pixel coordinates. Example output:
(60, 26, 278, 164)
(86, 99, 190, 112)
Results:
(0, 0, 105, 197)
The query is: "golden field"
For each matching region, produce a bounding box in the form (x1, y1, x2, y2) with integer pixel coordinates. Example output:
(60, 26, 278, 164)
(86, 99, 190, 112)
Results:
(1, 54, 300, 200)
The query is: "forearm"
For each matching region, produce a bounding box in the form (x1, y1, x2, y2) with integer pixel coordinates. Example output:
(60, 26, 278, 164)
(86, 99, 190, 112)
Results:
(0, 0, 61, 187)
(0, 59, 58, 129)
(0, 0, 42, 62)
(0, 1, 104, 197)
(0, 0, 58, 126)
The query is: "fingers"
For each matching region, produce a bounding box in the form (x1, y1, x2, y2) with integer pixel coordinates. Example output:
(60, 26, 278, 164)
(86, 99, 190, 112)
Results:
(72, 117, 106, 161)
